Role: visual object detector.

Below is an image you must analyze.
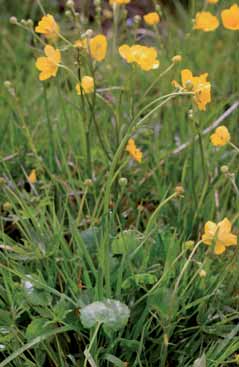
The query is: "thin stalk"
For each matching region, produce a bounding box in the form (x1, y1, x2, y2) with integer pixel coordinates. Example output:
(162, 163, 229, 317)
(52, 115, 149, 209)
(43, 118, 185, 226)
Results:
(83, 322, 101, 367)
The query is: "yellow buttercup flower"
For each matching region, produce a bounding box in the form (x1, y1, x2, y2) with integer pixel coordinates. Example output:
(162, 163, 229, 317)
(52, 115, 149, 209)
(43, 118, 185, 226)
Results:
(221, 4, 239, 31)
(202, 218, 237, 255)
(126, 138, 142, 163)
(144, 12, 160, 26)
(35, 45, 61, 81)
(119, 44, 160, 71)
(88, 34, 107, 62)
(28, 169, 37, 184)
(109, 0, 130, 4)
(76, 76, 94, 95)
(193, 11, 219, 31)
(210, 126, 230, 146)
(172, 69, 211, 111)
(35, 14, 60, 40)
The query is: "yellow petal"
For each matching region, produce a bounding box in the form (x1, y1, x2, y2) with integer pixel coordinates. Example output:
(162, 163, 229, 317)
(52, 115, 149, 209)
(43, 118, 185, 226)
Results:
(214, 242, 226, 255)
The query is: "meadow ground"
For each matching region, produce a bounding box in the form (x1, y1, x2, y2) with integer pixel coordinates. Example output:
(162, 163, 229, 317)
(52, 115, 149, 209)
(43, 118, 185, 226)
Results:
(0, 0, 239, 366)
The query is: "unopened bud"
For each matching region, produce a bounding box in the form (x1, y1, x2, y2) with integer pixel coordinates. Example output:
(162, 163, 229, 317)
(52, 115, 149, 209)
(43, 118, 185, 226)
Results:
(84, 178, 93, 187)
(4, 80, 12, 89)
(183, 240, 195, 251)
(175, 185, 184, 196)
(185, 80, 194, 91)
(9, 16, 17, 24)
(133, 15, 141, 24)
(199, 269, 207, 278)
(0, 177, 6, 186)
(119, 177, 128, 187)
(172, 55, 182, 64)
(20, 19, 27, 26)
(84, 29, 94, 38)
(26, 19, 33, 27)
(188, 109, 194, 120)
(65, 10, 71, 17)
(66, 0, 74, 8)
(3, 202, 12, 211)
(220, 165, 229, 174)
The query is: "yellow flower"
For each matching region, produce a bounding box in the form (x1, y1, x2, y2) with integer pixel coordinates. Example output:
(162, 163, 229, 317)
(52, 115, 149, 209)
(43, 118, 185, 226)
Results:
(208, 0, 218, 3)
(193, 11, 219, 31)
(172, 69, 211, 111)
(202, 218, 237, 255)
(28, 169, 37, 184)
(88, 34, 107, 62)
(109, 0, 130, 4)
(119, 44, 160, 71)
(76, 76, 94, 95)
(221, 4, 239, 31)
(210, 126, 230, 146)
(144, 12, 160, 26)
(35, 14, 60, 40)
(35, 45, 61, 81)
(126, 138, 142, 163)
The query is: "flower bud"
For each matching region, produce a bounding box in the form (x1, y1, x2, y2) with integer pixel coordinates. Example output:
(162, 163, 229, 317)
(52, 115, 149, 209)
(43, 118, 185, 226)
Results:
(185, 80, 194, 91)
(20, 19, 27, 26)
(26, 19, 33, 27)
(4, 80, 12, 89)
(172, 55, 182, 64)
(66, 0, 74, 8)
(188, 109, 194, 120)
(0, 177, 6, 186)
(133, 15, 141, 24)
(84, 178, 93, 187)
(84, 29, 94, 38)
(199, 269, 207, 278)
(220, 165, 229, 174)
(119, 177, 128, 187)
(3, 202, 12, 211)
(175, 185, 184, 196)
(9, 16, 17, 24)
(65, 10, 71, 17)
(183, 240, 195, 251)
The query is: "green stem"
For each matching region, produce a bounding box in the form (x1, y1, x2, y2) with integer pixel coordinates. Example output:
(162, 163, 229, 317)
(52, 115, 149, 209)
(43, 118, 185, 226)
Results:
(230, 142, 239, 154)
(84, 322, 101, 367)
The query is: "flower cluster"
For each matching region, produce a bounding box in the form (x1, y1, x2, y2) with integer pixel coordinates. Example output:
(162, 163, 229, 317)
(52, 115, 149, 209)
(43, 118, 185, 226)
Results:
(119, 44, 160, 71)
(194, 4, 239, 32)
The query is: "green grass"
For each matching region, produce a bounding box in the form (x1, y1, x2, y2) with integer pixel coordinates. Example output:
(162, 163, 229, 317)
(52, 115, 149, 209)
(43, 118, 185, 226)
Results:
(0, 0, 239, 366)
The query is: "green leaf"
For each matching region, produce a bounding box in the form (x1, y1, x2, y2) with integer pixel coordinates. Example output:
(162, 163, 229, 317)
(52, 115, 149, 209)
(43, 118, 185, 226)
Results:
(122, 273, 157, 289)
(119, 338, 140, 351)
(25, 318, 54, 341)
(80, 299, 130, 331)
(147, 287, 177, 319)
(111, 230, 140, 255)
(0, 310, 12, 327)
(21, 277, 52, 306)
